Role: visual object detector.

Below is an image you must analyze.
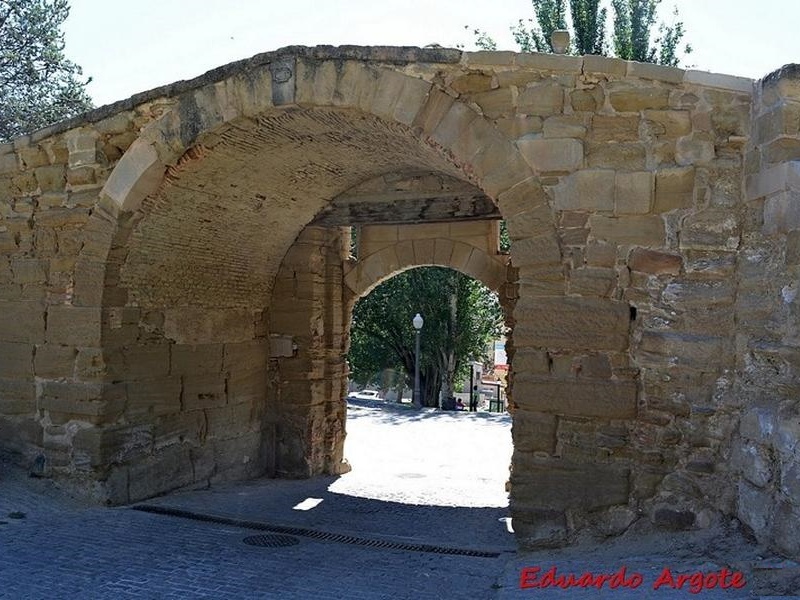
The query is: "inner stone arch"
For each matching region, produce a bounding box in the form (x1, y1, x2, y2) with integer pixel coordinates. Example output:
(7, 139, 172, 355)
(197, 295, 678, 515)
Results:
(335, 264, 513, 508)
(263, 165, 516, 480)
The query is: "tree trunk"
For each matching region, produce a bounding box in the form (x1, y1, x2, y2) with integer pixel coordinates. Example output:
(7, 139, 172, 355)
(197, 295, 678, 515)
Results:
(438, 281, 459, 407)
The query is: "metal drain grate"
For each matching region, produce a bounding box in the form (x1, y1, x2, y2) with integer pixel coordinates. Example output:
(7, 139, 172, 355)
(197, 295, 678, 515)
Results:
(243, 534, 300, 548)
(133, 504, 501, 558)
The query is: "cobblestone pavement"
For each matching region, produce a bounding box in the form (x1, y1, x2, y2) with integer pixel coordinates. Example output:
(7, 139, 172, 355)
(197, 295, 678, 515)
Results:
(1, 401, 799, 598)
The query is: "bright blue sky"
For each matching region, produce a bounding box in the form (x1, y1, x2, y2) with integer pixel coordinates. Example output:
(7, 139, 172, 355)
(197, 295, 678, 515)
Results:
(63, 1, 800, 107)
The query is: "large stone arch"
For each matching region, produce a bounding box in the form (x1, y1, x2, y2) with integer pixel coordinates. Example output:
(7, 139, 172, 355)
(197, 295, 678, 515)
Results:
(5, 44, 792, 553)
(71, 48, 557, 508)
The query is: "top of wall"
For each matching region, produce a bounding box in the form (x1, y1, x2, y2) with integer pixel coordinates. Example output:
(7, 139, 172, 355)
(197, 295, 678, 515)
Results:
(0, 44, 775, 149)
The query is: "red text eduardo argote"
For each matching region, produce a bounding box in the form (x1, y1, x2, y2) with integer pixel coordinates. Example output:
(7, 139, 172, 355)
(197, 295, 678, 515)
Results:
(519, 565, 746, 593)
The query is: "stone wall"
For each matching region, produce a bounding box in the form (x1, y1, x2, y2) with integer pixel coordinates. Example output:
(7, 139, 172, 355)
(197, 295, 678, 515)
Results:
(0, 45, 798, 556)
(268, 225, 351, 479)
(0, 105, 161, 500)
(449, 53, 752, 546)
(731, 65, 800, 556)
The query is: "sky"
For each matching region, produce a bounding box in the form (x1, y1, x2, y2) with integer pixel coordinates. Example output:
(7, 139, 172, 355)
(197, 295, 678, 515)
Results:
(62, 0, 800, 108)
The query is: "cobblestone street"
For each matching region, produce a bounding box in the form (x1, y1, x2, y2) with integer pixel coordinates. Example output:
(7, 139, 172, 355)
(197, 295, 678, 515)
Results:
(1, 401, 798, 598)
(0, 401, 516, 599)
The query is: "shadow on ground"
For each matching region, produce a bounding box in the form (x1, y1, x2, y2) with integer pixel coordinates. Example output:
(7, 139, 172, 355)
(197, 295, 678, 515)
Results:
(140, 475, 515, 554)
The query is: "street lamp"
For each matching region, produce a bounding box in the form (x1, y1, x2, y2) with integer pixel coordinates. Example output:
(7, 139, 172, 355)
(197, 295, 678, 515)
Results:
(412, 313, 423, 407)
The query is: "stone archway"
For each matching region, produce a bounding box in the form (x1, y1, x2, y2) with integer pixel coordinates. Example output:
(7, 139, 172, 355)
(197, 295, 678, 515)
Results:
(76, 50, 557, 512)
(0, 44, 777, 551)
(265, 216, 514, 481)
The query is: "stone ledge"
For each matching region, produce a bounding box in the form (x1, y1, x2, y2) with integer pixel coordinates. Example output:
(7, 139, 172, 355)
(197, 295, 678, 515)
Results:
(684, 70, 754, 94)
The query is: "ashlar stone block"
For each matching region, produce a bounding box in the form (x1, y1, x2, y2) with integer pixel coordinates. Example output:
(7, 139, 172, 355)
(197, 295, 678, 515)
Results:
(654, 167, 696, 212)
(512, 461, 631, 509)
(680, 209, 740, 250)
(497, 176, 550, 218)
(589, 115, 640, 143)
(471, 88, 514, 119)
(629, 248, 682, 275)
(637, 330, 731, 369)
(543, 116, 587, 139)
(182, 374, 227, 411)
(586, 142, 646, 170)
(553, 169, 615, 211)
(512, 410, 557, 453)
(514, 376, 636, 419)
(0, 342, 34, 378)
(34, 344, 76, 378)
(34, 165, 66, 193)
(510, 234, 562, 267)
(505, 204, 555, 240)
(675, 134, 716, 166)
(46, 305, 101, 346)
(568, 266, 617, 297)
(774, 501, 800, 557)
(763, 190, 800, 235)
(589, 215, 666, 246)
(0, 301, 45, 343)
(0, 379, 36, 414)
(514, 297, 631, 351)
(615, 171, 653, 214)
(517, 138, 583, 173)
(449, 72, 494, 95)
(517, 83, 564, 116)
(607, 83, 670, 112)
(642, 110, 692, 138)
(65, 128, 99, 167)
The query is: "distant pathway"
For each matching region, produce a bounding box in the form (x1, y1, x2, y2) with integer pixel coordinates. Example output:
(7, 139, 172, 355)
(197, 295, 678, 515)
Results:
(333, 399, 513, 507)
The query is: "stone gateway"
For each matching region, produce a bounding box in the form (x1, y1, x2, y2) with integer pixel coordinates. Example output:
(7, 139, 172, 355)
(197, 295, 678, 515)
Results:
(0, 45, 798, 557)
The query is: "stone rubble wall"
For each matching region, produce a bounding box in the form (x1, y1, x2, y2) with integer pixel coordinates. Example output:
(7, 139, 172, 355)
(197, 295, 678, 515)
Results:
(731, 65, 800, 557)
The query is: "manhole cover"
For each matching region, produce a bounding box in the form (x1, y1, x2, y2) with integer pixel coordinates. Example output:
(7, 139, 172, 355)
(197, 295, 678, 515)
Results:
(243, 534, 300, 548)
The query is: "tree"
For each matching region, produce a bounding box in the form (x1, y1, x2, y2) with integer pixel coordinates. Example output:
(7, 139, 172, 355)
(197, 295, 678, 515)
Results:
(348, 267, 504, 408)
(511, 0, 567, 53)
(570, 0, 607, 55)
(477, 0, 690, 67)
(0, 0, 92, 142)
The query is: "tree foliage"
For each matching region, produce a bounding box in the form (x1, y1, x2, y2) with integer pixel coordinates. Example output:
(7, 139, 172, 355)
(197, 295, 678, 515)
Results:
(511, 0, 567, 53)
(477, 0, 690, 67)
(0, 0, 92, 141)
(570, 0, 607, 55)
(348, 267, 504, 407)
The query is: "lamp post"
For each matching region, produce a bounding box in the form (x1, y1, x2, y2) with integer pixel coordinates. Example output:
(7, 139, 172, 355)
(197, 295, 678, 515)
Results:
(412, 313, 423, 407)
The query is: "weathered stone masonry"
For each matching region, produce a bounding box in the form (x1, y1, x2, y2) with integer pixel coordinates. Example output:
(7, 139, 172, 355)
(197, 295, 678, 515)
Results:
(0, 45, 798, 556)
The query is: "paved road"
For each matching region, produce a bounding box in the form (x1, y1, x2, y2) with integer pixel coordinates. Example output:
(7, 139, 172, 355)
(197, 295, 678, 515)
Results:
(1, 401, 798, 598)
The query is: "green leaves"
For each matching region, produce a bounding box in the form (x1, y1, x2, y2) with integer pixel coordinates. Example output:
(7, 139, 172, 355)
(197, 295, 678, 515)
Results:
(348, 267, 504, 406)
(571, 0, 607, 55)
(0, 0, 93, 141)
(511, 0, 567, 53)
(481, 0, 691, 67)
